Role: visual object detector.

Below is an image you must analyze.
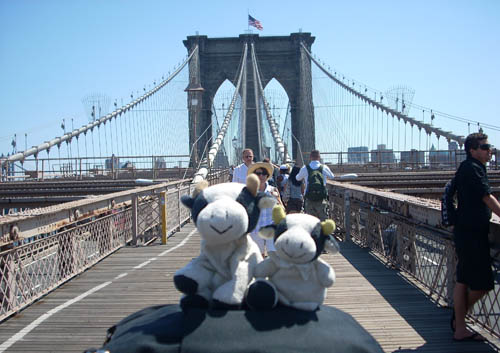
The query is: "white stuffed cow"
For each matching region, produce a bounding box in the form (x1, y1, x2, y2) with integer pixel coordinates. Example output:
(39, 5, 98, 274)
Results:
(174, 174, 276, 309)
(246, 206, 339, 311)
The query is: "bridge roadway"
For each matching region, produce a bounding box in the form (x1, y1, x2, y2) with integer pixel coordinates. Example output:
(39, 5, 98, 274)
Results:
(0, 223, 498, 353)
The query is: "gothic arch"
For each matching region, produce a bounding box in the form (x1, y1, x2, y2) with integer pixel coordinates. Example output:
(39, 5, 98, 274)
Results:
(184, 33, 315, 163)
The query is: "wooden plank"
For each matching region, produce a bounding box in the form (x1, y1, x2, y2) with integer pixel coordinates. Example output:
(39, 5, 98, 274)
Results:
(0, 223, 498, 352)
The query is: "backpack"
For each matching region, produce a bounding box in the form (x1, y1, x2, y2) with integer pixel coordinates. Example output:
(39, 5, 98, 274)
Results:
(305, 165, 327, 201)
(441, 176, 457, 227)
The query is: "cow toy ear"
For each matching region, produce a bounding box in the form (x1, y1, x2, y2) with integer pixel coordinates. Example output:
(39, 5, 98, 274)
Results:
(246, 174, 259, 196)
(272, 205, 286, 224)
(181, 195, 195, 209)
(321, 219, 336, 235)
(259, 225, 276, 239)
(192, 180, 208, 198)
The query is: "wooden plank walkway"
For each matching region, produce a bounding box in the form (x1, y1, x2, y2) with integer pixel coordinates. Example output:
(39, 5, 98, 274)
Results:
(0, 222, 499, 353)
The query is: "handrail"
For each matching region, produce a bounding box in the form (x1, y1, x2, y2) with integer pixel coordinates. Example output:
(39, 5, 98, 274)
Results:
(326, 180, 500, 338)
(0, 169, 229, 322)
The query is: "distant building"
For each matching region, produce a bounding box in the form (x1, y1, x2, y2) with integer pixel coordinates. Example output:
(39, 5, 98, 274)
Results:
(448, 141, 466, 164)
(348, 146, 369, 164)
(370, 144, 395, 164)
(154, 157, 166, 169)
(105, 155, 120, 170)
(429, 144, 465, 167)
(401, 149, 425, 166)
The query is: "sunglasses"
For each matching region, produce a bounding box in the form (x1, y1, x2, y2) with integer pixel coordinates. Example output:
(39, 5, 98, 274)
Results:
(254, 172, 268, 177)
(479, 144, 493, 151)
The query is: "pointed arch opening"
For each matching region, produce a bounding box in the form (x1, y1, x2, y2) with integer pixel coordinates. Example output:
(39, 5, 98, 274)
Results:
(212, 79, 242, 167)
(262, 78, 292, 162)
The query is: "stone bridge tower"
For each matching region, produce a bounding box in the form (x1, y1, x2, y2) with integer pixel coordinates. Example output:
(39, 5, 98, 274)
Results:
(184, 32, 315, 165)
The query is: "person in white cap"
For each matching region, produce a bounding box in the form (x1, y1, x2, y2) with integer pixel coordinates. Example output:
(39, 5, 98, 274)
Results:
(277, 164, 290, 207)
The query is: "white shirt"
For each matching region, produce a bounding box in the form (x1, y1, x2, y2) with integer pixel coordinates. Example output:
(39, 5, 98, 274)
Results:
(250, 183, 277, 252)
(295, 160, 334, 192)
(232, 163, 250, 184)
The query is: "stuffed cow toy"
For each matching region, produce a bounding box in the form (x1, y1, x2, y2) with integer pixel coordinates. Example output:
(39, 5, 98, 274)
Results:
(246, 206, 339, 311)
(174, 174, 276, 309)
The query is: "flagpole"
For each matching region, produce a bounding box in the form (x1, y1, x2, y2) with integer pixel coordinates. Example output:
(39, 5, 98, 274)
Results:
(247, 9, 249, 32)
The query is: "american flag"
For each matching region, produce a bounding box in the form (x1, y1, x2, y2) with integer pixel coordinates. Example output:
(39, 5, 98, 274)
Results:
(248, 15, 263, 30)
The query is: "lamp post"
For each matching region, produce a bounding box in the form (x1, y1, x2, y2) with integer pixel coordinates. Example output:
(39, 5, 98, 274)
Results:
(185, 80, 204, 168)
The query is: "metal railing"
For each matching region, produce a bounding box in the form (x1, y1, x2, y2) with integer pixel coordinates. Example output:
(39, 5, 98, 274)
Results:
(0, 155, 192, 182)
(0, 170, 229, 321)
(318, 149, 499, 171)
(327, 180, 500, 338)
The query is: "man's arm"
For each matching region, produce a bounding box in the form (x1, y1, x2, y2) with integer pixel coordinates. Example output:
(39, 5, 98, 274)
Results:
(295, 166, 307, 181)
(323, 165, 335, 180)
(483, 194, 500, 218)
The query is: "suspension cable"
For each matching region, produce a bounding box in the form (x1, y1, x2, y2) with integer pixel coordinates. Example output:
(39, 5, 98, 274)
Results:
(205, 43, 248, 168)
(4, 46, 199, 166)
(301, 43, 466, 147)
(250, 42, 291, 163)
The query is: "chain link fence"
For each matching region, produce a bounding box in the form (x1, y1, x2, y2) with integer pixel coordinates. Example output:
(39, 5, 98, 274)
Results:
(327, 181, 500, 338)
(0, 170, 229, 321)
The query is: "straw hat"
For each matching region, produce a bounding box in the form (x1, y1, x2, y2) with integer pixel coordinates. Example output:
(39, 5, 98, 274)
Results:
(247, 162, 274, 181)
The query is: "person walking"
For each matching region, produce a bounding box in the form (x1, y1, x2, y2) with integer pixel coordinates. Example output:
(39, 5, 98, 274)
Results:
(276, 164, 290, 207)
(247, 162, 282, 257)
(451, 132, 500, 342)
(285, 165, 305, 214)
(262, 157, 279, 186)
(295, 150, 334, 221)
(232, 148, 254, 184)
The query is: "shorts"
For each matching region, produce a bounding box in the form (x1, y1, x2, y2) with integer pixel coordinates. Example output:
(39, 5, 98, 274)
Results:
(453, 225, 494, 291)
(304, 199, 327, 221)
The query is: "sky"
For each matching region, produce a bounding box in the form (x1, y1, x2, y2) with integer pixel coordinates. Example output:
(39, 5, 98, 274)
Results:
(1, 0, 499, 156)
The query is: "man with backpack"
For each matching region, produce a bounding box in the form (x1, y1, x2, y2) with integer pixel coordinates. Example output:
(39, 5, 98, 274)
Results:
(450, 132, 500, 342)
(295, 150, 334, 221)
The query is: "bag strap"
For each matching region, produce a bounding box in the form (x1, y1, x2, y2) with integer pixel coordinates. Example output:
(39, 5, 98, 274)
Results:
(306, 164, 323, 174)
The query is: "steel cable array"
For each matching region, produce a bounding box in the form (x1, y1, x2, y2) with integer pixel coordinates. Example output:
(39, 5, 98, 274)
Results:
(250, 43, 291, 164)
(3, 46, 199, 168)
(205, 43, 248, 168)
(303, 43, 466, 148)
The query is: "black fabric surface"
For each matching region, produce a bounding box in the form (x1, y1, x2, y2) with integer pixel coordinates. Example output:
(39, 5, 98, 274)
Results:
(96, 304, 383, 353)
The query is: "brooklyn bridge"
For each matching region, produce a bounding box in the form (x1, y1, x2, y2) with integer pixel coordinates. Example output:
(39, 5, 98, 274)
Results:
(1, 32, 499, 352)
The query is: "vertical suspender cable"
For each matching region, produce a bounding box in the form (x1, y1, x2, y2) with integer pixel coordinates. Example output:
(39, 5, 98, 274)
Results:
(250, 42, 291, 163)
(205, 43, 248, 168)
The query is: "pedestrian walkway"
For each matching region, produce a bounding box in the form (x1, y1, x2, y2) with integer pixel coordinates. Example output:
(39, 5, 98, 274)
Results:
(0, 222, 497, 352)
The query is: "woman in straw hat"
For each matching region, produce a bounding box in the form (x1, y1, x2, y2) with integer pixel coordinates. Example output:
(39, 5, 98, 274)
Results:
(247, 162, 283, 257)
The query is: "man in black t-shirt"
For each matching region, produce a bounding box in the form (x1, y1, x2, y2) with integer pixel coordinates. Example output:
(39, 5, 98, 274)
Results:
(452, 132, 500, 342)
